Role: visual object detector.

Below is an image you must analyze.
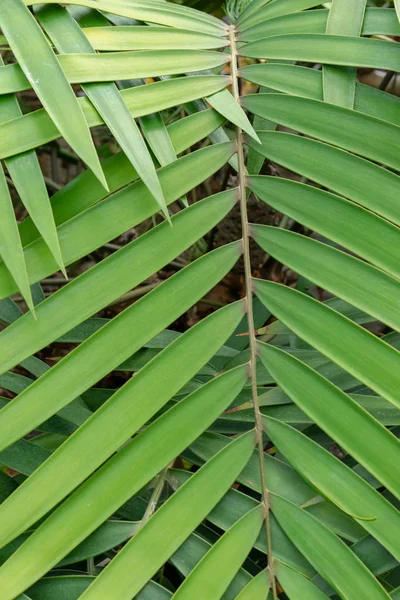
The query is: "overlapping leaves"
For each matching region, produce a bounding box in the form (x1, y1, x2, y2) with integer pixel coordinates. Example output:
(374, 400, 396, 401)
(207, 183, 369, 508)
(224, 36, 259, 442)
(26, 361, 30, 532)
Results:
(0, 0, 399, 598)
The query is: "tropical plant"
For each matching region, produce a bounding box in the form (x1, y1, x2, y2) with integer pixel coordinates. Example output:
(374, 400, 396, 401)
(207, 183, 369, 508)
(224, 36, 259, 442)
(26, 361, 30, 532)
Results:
(0, 0, 399, 598)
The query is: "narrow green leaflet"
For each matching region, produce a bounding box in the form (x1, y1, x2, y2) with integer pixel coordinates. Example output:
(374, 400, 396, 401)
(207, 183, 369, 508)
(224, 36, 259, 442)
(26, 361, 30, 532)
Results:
(242, 94, 400, 171)
(139, 112, 188, 204)
(170, 531, 254, 599)
(255, 281, 400, 411)
(0, 0, 106, 188)
(0, 56, 64, 276)
(239, 0, 323, 29)
(18, 110, 225, 246)
(275, 561, 330, 600)
(235, 569, 271, 600)
(35, 5, 168, 218)
(83, 26, 230, 50)
(0, 143, 235, 299)
(0, 50, 231, 91)
(245, 132, 400, 226)
(262, 395, 400, 426)
(256, 340, 400, 500)
(79, 431, 256, 600)
(271, 494, 390, 600)
(248, 176, 400, 280)
(207, 89, 260, 142)
(247, 103, 276, 180)
(237, 0, 272, 23)
(0, 169, 237, 385)
(60, 50, 230, 82)
(238, 8, 400, 41)
(0, 298, 244, 547)
(25, 0, 228, 36)
(240, 34, 400, 72)
(172, 507, 263, 599)
(167, 469, 314, 577)
(0, 237, 240, 459)
(395, 0, 400, 23)
(239, 64, 400, 126)
(251, 223, 400, 332)
(0, 76, 230, 160)
(323, 0, 367, 108)
(0, 375, 252, 599)
(0, 168, 33, 312)
(189, 431, 316, 506)
(264, 417, 400, 560)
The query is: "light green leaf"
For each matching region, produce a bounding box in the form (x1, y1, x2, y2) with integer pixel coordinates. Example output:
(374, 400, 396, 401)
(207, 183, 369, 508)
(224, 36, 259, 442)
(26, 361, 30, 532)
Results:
(139, 111, 188, 204)
(242, 94, 400, 171)
(0, 0, 106, 188)
(249, 176, 400, 281)
(0, 297, 244, 547)
(79, 430, 256, 600)
(250, 222, 400, 332)
(18, 109, 225, 247)
(0, 56, 65, 277)
(207, 89, 260, 142)
(0, 168, 33, 312)
(255, 280, 400, 411)
(25, 0, 228, 36)
(172, 507, 264, 599)
(239, 64, 400, 125)
(395, 0, 400, 23)
(245, 132, 400, 226)
(275, 561, 330, 600)
(0, 143, 235, 299)
(0, 50, 231, 92)
(323, 0, 367, 108)
(83, 26, 230, 50)
(35, 4, 168, 218)
(240, 34, 399, 72)
(271, 494, 390, 600)
(0, 75, 230, 160)
(239, 0, 323, 29)
(235, 569, 271, 600)
(256, 339, 400, 500)
(262, 394, 400, 426)
(0, 372, 252, 599)
(264, 417, 400, 559)
(238, 8, 400, 41)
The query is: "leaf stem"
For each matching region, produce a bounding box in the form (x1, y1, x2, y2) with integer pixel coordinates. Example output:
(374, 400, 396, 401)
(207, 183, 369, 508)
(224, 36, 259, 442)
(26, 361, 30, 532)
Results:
(137, 462, 172, 531)
(229, 24, 277, 599)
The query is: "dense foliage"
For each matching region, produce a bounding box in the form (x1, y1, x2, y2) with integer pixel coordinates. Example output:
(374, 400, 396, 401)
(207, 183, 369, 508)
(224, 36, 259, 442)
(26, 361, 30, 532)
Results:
(0, 0, 399, 598)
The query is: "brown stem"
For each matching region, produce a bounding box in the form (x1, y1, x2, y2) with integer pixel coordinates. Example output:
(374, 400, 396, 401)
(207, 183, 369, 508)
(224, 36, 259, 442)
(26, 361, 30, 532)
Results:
(229, 24, 277, 599)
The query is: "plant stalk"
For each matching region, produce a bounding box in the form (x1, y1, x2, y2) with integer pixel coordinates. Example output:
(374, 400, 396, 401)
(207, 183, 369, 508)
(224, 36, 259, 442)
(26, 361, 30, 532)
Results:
(229, 24, 277, 599)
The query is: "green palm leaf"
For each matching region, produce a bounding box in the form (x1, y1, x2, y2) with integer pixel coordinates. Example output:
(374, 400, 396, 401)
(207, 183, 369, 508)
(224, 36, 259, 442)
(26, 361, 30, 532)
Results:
(270, 493, 390, 600)
(0, 1, 398, 597)
(171, 507, 263, 599)
(78, 431, 255, 600)
(0, 298, 244, 547)
(0, 0, 106, 188)
(264, 416, 400, 559)
(257, 339, 400, 499)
